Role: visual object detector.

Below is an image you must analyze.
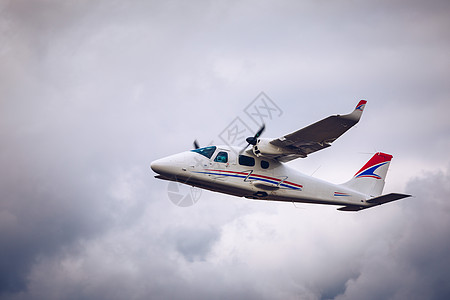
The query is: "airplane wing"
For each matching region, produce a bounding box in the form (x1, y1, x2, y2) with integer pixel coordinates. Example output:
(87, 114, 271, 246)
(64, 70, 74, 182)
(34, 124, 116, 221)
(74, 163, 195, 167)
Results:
(268, 100, 367, 162)
(337, 193, 412, 211)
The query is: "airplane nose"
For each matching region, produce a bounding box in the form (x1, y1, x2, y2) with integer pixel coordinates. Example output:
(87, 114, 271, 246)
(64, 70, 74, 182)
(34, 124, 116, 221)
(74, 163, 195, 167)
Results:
(150, 159, 167, 174)
(151, 152, 191, 177)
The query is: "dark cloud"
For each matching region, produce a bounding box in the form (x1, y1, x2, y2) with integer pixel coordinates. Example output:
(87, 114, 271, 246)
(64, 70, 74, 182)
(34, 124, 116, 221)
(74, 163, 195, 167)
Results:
(334, 167, 450, 300)
(0, 0, 449, 299)
(0, 147, 100, 292)
(171, 226, 220, 262)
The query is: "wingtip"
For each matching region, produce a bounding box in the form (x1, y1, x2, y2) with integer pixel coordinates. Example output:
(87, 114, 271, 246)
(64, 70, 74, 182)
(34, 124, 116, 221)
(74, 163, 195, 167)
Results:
(344, 100, 367, 121)
(355, 100, 367, 111)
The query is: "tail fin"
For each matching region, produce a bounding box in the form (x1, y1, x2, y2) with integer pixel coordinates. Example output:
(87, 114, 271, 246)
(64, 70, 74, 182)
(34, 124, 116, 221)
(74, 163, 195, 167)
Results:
(342, 152, 393, 196)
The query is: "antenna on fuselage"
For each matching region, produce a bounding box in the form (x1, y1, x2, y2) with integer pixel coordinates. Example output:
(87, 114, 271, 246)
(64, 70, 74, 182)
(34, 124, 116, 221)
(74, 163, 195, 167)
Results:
(310, 165, 321, 177)
(292, 202, 306, 209)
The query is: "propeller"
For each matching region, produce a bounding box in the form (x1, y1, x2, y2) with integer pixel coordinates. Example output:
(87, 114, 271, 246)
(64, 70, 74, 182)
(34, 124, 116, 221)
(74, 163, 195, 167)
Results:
(240, 123, 265, 154)
(193, 140, 200, 149)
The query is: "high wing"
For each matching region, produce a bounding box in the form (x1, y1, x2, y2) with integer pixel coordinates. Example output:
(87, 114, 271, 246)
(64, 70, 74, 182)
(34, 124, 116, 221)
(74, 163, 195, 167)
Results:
(268, 100, 367, 162)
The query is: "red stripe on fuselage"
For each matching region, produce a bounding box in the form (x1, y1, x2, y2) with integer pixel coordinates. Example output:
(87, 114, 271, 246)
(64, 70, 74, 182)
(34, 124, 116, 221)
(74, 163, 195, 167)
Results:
(204, 169, 303, 188)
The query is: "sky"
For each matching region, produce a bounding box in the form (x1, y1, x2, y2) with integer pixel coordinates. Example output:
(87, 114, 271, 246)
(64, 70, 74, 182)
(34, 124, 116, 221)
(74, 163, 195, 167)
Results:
(1, 0, 450, 299)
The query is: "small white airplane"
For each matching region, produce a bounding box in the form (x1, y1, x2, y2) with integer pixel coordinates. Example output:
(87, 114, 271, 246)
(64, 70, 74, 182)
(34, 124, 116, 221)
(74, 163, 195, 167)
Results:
(151, 100, 411, 211)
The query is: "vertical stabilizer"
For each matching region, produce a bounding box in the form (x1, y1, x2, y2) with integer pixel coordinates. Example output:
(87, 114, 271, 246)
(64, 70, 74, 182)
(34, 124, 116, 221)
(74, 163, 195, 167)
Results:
(342, 152, 393, 197)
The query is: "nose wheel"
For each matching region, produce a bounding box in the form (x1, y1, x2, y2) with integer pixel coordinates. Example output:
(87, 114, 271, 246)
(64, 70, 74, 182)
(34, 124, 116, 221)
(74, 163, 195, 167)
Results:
(253, 191, 268, 198)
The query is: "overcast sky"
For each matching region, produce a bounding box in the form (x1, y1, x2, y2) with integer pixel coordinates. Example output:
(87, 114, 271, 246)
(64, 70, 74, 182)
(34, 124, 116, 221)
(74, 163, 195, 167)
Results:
(1, 0, 450, 299)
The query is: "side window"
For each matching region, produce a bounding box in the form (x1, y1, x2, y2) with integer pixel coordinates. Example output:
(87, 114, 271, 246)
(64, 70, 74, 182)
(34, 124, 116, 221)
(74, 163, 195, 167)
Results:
(214, 151, 228, 163)
(238, 155, 255, 167)
(261, 160, 269, 169)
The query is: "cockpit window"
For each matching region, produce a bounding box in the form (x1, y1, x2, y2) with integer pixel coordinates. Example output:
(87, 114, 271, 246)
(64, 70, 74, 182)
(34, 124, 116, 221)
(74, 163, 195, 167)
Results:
(214, 151, 228, 163)
(191, 146, 217, 159)
(238, 155, 255, 166)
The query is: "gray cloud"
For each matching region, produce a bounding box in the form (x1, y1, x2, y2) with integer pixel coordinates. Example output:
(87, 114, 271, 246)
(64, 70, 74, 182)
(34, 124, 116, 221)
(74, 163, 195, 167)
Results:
(170, 226, 220, 262)
(335, 167, 450, 300)
(0, 0, 449, 299)
(5, 167, 450, 300)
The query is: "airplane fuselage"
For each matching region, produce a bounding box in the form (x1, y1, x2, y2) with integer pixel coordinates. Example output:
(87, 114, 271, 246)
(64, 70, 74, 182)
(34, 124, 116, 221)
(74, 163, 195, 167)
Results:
(151, 145, 370, 208)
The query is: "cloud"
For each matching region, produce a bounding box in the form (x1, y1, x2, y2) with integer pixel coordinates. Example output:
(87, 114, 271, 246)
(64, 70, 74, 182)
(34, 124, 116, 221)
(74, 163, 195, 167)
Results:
(0, 149, 110, 292)
(0, 0, 449, 299)
(334, 167, 450, 300)
(6, 167, 450, 300)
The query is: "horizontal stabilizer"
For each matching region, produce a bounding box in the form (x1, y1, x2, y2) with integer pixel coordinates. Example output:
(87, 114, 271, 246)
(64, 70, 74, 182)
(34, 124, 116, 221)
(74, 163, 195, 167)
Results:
(338, 193, 412, 212)
(366, 193, 412, 205)
(337, 206, 365, 211)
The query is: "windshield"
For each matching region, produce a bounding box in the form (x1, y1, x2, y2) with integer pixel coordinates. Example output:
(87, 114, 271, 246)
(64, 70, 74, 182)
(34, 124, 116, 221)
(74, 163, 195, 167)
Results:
(191, 146, 217, 159)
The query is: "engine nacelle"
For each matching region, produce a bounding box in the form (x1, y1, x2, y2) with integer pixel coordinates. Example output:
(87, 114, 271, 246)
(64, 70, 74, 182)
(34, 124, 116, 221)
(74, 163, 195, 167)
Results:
(252, 138, 287, 157)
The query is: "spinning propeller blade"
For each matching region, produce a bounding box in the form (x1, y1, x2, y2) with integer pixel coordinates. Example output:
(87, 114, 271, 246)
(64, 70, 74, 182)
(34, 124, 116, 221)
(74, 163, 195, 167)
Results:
(240, 124, 265, 154)
(193, 140, 200, 149)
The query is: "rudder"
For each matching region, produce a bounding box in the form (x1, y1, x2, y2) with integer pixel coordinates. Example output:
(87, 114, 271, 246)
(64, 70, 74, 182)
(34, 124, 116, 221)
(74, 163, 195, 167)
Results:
(342, 152, 393, 197)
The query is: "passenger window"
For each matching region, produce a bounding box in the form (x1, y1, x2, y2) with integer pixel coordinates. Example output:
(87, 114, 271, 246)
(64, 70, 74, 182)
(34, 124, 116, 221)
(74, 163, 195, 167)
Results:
(214, 151, 228, 163)
(261, 160, 269, 169)
(238, 155, 255, 167)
